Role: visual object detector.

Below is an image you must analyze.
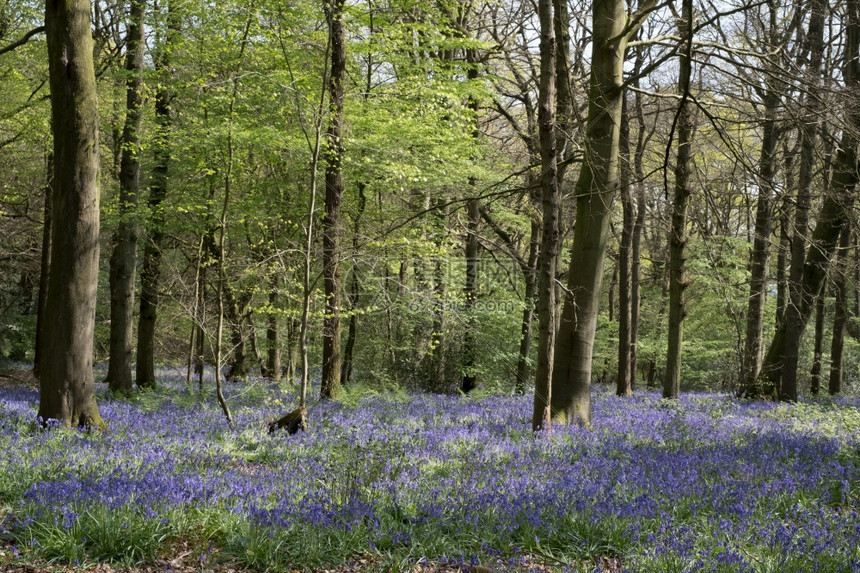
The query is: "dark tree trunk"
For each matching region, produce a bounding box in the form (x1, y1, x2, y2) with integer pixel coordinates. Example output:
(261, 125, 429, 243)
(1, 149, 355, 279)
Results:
(768, 0, 831, 401)
(225, 290, 251, 381)
(515, 216, 539, 395)
(461, 197, 480, 393)
(33, 155, 52, 380)
(630, 75, 647, 392)
(664, 0, 694, 400)
(809, 288, 825, 395)
(106, 0, 145, 393)
(265, 282, 281, 381)
(776, 196, 790, 329)
(321, 0, 346, 400)
(342, 182, 367, 385)
(829, 226, 851, 394)
(461, 48, 482, 394)
(136, 0, 178, 389)
(617, 97, 633, 397)
(39, 0, 104, 428)
(739, 86, 779, 393)
(532, 0, 559, 432)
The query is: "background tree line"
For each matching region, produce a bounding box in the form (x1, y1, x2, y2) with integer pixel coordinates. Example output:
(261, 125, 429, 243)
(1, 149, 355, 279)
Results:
(0, 0, 858, 427)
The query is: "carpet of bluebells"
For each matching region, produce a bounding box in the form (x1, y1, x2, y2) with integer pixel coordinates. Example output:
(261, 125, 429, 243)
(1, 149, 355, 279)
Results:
(0, 370, 859, 572)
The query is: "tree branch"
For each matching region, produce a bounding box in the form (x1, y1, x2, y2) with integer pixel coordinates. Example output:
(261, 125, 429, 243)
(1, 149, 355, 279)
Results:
(0, 26, 46, 57)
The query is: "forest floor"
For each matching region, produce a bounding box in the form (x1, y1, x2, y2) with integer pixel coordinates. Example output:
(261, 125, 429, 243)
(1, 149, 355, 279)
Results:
(0, 370, 856, 572)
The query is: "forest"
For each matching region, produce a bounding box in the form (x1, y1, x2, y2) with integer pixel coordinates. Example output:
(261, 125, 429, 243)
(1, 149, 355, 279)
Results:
(0, 0, 859, 570)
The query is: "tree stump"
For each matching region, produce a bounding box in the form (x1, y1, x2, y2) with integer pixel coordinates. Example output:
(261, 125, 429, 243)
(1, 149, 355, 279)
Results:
(267, 407, 307, 434)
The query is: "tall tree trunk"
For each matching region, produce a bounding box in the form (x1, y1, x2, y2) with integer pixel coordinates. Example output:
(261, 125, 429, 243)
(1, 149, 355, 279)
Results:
(809, 287, 825, 394)
(552, 0, 654, 425)
(760, 11, 859, 400)
(532, 0, 559, 432)
(461, 196, 480, 393)
(630, 71, 647, 391)
(39, 0, 104, 428)
(33, 154, 52, 380)
(321, 0, 346, 400)
(106, 0, 145, 393)
(136, 0, 179, 389)
(664, 0, 694, 400)
(265, 279, 281, 381)
(764, 0, 832, 401)
(617, 97, 633, 397)
(775, 141, 795, 334)
(829, 226, 851, 394)
(739, 86, 780, 393)
(515, 215, 539, 395)
(461, 46, 482, 394)
(342, 182, 366, 385)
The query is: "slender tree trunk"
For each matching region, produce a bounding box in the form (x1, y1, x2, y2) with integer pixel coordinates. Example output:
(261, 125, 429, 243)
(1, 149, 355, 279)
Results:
(630, 73, 647, 391)
(195, 259, 207, 391)
(39, 0, 103, 428)
(136, 0, 179, 389)
(532, 0, 559, 432)
(739, 87, 779, 393)
(213, 133, 235, 428)
(106, 0, 145, 393)
(761, 122, 859, 401)
(33, 154, 52, 380)
(776, 196, 790, 329)
(461, 197, 480, 393)
(515, 216, 539, 395)
(265, 280, 281, 381)
(766, 0, 831, 401)
(321, 0, 346, 400)
(664, 0, 695, 400)
(809, 288, 825, 394)
(829, 226, 851, 394)
(552, 0, 639, 425)
(461, 48, 482, 394)
(342, 182, 366, 385)
(617, 97, 633, 397)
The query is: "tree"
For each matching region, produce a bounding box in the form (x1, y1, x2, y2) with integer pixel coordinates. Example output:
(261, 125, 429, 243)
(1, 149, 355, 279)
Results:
(759, 0, 860, 401)
(136, 0, 180, 389)
(38, 0, 103, 428)
(532, 0, 559, 432)
(106, 0, 145, 393)
(829, 226, 851, 394)
(321, 0, 346, 400)
(551, 0, 655, 425)
(738, 1, 786, 395)
(664, 0, 695, 400)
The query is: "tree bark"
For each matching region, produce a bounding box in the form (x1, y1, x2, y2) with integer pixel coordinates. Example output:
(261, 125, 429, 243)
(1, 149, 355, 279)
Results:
(265, 280, 281, 381)
(461, 197, 480, 393)
(33, 154, 52, 380)
(321, 0, 346, 400)
(617, 97, 633, 397)
(551, 0, 654, 425)
(532, 0, 559, 432)
(39, 0, 103, 428)
(342, 182, 367, 385)
(809, 287, 825, 395)
(739, 86, 779, 393)
(106, 0, 145, 394)
(630, 72, 647, 392)
(136, 0, 179, 389)
(829, 226, 851, 394)
(515, 216, 539, 395)
(664, 0, 695, 400)
(764, 0, 834, 401)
